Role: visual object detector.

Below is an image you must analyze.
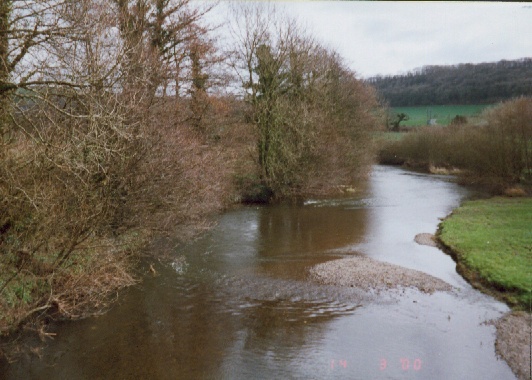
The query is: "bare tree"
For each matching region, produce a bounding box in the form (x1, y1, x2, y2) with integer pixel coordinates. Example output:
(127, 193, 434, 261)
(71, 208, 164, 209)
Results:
(0, 1, 79, 142)
(0, 1, 10, 141)
(0, 0, 154, 333)
(109, 0, 217, 97)
(228, 3, 380, 199)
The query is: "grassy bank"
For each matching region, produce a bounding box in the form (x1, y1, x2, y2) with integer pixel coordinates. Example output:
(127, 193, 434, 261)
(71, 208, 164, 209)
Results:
(438, 197, 532, 310)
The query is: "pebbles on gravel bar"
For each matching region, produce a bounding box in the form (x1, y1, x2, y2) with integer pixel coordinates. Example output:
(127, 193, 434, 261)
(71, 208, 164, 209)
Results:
(309, 255, 453, 294)
(492, 312, 531, 380)
(414, 233, 438, 247)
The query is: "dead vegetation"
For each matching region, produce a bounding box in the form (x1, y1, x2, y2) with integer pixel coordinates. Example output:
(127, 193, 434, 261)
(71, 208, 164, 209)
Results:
(0, 1, 382, 355)
(228, 3, 381, 201)
(379, 97, 532, 193)
(0, 0, 234, 343)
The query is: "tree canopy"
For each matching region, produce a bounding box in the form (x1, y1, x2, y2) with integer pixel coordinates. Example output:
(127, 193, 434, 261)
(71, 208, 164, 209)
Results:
(229, 3, 380, 200)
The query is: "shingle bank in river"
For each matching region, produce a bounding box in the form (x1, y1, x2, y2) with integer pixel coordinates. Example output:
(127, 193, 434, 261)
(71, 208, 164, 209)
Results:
(310, 255, 453, 294)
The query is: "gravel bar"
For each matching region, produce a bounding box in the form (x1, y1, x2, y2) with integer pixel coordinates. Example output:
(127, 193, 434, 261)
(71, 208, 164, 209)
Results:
(414, 233, 438, 247)
(493, 311, 532, 380)
(309, 255, 453, 294)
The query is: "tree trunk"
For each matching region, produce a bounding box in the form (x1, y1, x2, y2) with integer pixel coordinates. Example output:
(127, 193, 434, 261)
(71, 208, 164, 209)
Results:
(0, 1, 11, 142)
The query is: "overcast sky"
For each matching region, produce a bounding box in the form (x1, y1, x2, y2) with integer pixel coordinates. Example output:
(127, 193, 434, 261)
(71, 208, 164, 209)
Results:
(211, 1, 532, 79)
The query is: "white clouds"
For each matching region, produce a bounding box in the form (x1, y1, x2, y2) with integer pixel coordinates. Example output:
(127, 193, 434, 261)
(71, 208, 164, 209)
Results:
(209, 1, 531, 78)
(276, 1, 532, 78)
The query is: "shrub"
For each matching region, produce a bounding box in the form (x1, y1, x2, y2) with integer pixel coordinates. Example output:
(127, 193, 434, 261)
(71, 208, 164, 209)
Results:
(451, 115, 467, 125)
(230, 4, 381, 200)
(379, 97, 532, 188)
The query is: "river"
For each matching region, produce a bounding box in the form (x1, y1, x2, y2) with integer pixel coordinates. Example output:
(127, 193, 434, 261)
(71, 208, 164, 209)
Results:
(1, 165, 516, 379)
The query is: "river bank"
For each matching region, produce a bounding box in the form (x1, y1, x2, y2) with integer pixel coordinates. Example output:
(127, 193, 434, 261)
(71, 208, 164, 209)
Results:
(309, 252, 530, 380)
(492, 311, 531, 380)
(437, 196, 531, 380)
(0, 166, 519, 379)
(0, 218, 219, 361)
(437, 197, 531, 310)
(309, 194, 531, 380)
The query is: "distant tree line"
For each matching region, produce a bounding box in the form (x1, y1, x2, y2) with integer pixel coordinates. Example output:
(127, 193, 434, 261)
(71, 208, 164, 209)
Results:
(367, 58, 532, 106)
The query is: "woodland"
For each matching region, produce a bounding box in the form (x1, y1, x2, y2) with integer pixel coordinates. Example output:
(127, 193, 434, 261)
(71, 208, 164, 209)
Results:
(0, 1, 381, 339)
(367, 58, 532, 106)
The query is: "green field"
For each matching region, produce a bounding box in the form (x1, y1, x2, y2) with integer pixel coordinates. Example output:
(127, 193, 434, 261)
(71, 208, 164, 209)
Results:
(393, 105, 492, 126)
(438, 197, 532, 309)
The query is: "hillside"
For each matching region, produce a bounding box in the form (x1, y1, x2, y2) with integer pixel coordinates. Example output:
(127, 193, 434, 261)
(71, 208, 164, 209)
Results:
(367, 58, 532, 106)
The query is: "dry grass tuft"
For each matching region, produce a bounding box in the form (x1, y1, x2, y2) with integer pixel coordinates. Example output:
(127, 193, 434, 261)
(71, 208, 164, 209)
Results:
(0, 232, 144, 337)
(504, 187, 527, 197)
(428, 165, 463, 176)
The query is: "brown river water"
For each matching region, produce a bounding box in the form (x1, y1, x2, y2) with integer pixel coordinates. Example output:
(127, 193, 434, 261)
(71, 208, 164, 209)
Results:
(1, 165, 516, 379)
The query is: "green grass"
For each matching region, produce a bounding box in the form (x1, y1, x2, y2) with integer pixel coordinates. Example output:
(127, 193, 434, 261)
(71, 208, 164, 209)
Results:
(439, 197, 532, 309)
(393, 105, 492, 126)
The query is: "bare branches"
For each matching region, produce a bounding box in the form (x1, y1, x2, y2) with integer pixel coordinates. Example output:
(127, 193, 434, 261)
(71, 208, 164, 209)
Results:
(3, 1, 74, 89)
(0, 0, 154, 336)
(228, 3, 380, 199)
(0, 0, 229, 338)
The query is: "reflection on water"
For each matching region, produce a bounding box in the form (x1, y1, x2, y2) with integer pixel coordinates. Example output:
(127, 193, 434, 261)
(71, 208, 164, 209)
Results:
(358, 167, 472, 286)
(1, 166, 516, 379)
(255, 204, 368, 279)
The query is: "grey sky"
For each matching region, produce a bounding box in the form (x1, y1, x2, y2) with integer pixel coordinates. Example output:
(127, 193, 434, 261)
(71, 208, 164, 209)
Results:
(212, 1, 532, 79)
